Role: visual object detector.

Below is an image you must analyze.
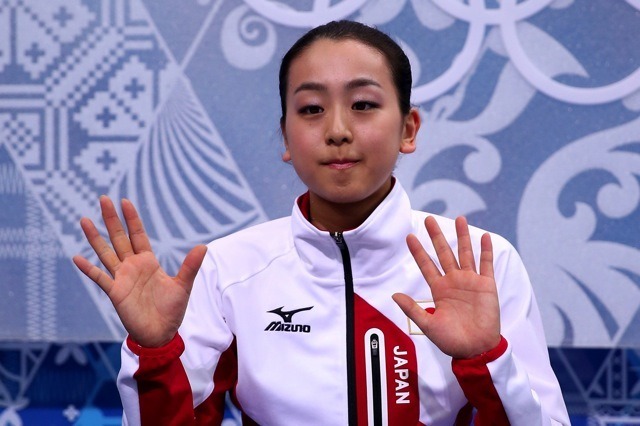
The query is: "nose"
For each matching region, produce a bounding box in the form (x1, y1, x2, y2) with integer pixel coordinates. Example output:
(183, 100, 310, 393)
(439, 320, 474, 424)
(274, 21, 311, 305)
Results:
(325, 107, 352, 145)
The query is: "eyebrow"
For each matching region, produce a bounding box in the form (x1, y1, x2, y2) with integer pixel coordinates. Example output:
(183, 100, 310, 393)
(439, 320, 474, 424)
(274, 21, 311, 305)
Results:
(293, 78, 382, 94)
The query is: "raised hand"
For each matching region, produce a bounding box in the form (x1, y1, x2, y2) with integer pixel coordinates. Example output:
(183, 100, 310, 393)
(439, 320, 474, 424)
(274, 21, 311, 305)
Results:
(73, 196, 207, 348)
(392, 216, 500, 359)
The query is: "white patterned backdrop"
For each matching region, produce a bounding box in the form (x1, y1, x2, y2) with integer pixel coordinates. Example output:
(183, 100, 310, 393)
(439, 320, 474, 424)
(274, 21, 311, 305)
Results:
(1, 0, 639, 423)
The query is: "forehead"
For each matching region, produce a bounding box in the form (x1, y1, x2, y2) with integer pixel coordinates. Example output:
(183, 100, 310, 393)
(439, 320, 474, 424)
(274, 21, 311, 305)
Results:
(287, 38, 393, 89)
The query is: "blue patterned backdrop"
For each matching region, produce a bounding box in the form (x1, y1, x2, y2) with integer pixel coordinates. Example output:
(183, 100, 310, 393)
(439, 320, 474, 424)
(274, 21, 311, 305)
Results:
(1, 0, 639, 424)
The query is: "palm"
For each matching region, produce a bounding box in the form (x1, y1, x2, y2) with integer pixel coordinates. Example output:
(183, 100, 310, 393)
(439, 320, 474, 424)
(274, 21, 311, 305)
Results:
(107, 252, 190, 347)
(73, 196, 207, 348)
(393, 216, 501, 359)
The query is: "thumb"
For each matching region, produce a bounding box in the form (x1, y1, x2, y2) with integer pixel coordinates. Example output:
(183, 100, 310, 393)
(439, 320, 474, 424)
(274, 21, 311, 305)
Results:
(175, 245, 208, 293)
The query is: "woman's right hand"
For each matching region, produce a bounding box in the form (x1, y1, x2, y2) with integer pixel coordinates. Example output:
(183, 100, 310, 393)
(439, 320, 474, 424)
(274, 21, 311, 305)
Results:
(73, 196, 207, 348)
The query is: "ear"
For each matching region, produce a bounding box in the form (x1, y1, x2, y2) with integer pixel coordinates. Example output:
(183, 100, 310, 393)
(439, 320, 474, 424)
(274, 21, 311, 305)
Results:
(281, 118, 291, 162)
(399, 108, 420, 154)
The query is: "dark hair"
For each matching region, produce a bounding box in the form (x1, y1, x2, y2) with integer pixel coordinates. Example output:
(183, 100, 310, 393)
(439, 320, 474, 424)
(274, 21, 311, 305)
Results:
(278, 20, 412, 123)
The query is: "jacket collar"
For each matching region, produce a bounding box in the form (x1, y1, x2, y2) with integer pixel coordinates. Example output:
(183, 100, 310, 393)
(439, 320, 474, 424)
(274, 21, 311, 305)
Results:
(291, 179, 414, 282)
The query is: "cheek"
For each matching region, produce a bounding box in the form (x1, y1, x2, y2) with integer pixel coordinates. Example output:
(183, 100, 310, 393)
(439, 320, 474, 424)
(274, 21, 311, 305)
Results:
(284, 119, 303, 144)
(357, 119, 404, 149)
(285, 123, 320, 155)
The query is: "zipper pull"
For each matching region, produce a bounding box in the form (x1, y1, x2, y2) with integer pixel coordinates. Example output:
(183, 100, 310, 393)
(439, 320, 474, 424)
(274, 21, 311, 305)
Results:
(371, 334, 379, 356)
(331, 231, 345, 248)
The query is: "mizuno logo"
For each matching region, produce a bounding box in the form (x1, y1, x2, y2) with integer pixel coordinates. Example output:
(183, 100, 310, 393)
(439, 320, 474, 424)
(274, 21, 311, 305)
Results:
(264, 322, 311, 333)
(265, 306, 313, 333)
(267, 306, 313, 323)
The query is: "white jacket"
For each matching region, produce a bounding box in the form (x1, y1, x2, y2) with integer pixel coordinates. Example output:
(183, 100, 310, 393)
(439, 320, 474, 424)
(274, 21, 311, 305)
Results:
(118, 181, 569, 425)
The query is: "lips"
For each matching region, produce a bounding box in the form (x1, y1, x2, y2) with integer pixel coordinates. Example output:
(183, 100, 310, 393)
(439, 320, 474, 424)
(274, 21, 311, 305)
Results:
(324, 158, 359, 170)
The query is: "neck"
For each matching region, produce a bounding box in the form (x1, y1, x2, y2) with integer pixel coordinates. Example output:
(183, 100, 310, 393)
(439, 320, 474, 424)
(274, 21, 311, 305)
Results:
(309, 179, 394, 233)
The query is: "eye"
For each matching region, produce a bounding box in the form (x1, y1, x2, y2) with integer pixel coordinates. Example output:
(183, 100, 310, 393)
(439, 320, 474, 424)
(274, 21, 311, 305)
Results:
(352, 101, 377, 111)
(299, 105, 324, 115)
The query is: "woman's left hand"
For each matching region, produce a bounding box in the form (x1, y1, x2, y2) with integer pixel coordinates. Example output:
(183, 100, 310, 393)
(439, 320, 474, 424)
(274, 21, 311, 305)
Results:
(392, 216, 501, 359)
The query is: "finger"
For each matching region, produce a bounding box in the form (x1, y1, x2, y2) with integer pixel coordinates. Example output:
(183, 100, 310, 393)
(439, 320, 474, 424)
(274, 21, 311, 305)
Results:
(174, 245, 208, 294)
(407, 233, 442, 284)
(80, 216, 121, 275)
(455, 216, 476, 272)
(100, 196, 134, 260)
(121, 199, 152, 253)
(479, 233, 494, 279)
(392, 293, 433, 336)
(73, 255, 114, 295)
(424, 216, 459, 273)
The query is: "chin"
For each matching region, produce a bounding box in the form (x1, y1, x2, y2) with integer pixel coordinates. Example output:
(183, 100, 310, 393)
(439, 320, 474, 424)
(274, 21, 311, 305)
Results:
(315, 187, 373, 205)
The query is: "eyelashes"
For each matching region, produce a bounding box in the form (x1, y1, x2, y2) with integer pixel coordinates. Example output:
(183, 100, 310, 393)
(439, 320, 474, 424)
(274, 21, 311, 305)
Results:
(352, 101, 379, 111)
(298, 101, 379, 115)
(299, 105, 324, 114)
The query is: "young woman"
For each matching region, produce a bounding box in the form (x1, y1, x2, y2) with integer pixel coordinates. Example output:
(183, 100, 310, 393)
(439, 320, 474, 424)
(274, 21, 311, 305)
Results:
(74, 20, 569, 425)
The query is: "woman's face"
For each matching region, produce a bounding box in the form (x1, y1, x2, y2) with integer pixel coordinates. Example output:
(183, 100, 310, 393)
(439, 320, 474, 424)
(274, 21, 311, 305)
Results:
(281, 38, 419, 207)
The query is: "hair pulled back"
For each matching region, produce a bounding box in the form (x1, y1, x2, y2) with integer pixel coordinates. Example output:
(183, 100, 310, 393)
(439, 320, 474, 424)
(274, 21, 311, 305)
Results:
(279, 20, 412, 123)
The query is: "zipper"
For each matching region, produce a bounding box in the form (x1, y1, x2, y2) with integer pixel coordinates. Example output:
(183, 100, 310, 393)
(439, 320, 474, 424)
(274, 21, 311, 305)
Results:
(371, 334, 382, 426)
(332, 232, 357, 426)
(365, 328, 388, 426)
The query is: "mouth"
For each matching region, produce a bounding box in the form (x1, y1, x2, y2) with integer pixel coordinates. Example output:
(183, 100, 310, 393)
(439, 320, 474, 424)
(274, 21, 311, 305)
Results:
(324, 159, 359, 170)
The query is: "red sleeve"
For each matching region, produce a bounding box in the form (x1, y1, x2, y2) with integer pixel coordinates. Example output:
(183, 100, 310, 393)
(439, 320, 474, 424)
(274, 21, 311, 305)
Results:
(129, 334, 197, 425)
(127, 334, 239, 426)
(451, 336, 510, 426)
